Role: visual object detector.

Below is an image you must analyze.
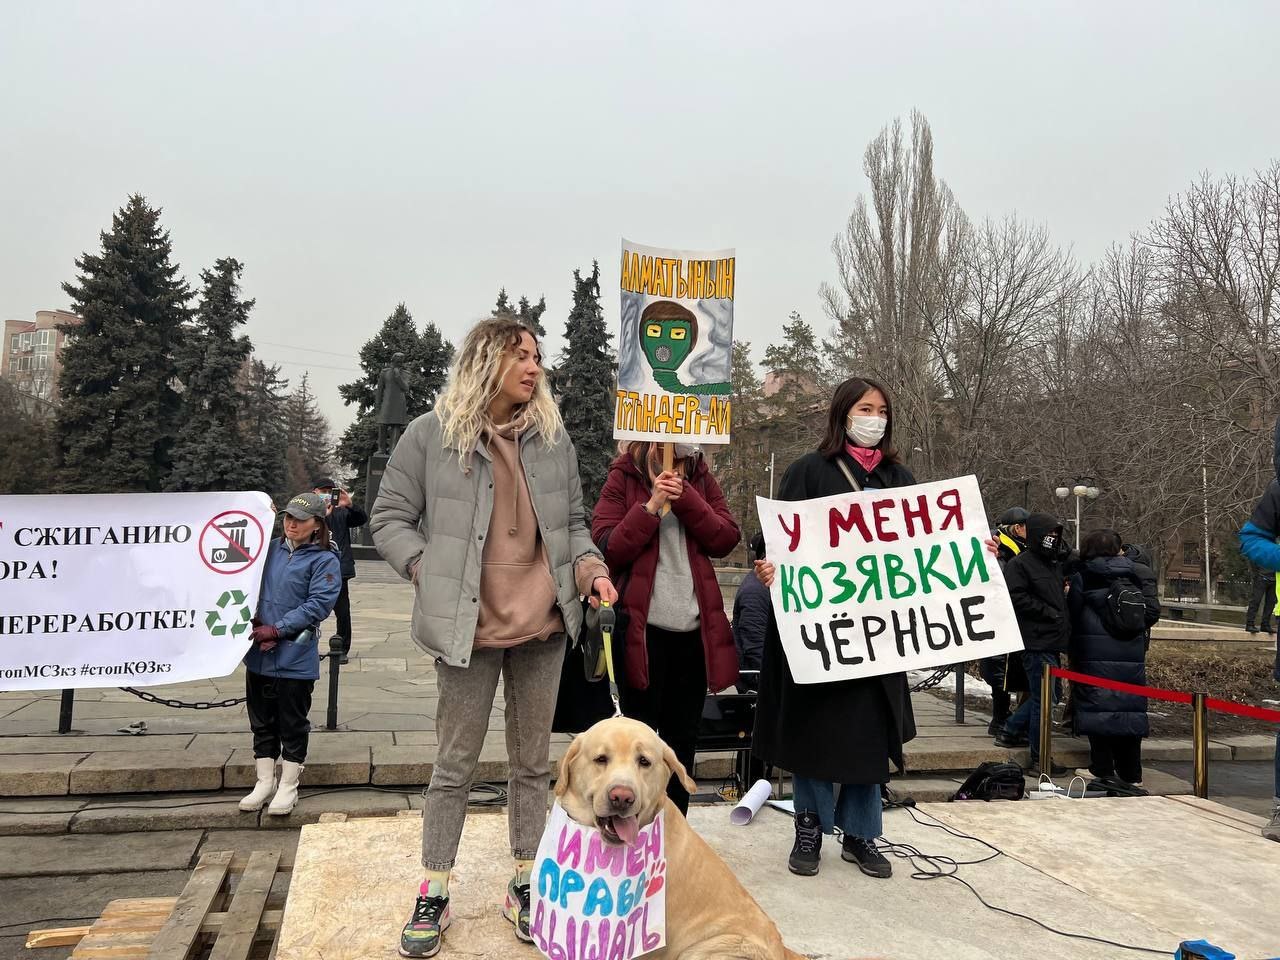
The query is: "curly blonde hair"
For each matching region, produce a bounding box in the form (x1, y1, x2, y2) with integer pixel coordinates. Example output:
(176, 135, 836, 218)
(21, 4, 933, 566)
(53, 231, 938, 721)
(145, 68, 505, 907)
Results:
(435, 317, 563, 467)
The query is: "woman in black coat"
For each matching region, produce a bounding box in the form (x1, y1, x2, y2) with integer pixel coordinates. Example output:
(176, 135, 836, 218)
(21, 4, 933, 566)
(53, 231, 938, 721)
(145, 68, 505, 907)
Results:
(752, 377, 921, 882)
(1067, 528, 1160, 786)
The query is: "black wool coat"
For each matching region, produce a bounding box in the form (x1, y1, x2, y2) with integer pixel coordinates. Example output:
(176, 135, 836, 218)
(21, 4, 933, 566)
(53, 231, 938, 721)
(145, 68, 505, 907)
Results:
(752, 450, 918, 784)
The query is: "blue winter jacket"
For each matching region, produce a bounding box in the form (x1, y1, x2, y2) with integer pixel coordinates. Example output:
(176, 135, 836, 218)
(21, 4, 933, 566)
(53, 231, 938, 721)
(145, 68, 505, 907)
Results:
(242, 538, 342, 680)
(1238, 478, 1280, 680)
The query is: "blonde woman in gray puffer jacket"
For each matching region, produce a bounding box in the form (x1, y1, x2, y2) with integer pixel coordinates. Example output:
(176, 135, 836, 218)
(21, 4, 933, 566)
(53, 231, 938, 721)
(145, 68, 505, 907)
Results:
(371, 316, 616, 958)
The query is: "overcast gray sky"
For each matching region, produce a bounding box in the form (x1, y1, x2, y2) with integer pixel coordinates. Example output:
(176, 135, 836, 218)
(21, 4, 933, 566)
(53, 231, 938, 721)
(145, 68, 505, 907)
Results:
(4, 1, 1278, 434)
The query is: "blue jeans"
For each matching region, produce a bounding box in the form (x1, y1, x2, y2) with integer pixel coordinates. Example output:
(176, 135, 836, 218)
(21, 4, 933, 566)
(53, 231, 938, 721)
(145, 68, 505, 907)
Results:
(792, 776, 882, 841)
(1003, 651, 1060, 762)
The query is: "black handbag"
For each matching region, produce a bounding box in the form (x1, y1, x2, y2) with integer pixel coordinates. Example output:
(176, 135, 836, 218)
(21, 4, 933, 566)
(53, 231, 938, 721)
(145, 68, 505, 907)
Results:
(551, 599, 628, 734)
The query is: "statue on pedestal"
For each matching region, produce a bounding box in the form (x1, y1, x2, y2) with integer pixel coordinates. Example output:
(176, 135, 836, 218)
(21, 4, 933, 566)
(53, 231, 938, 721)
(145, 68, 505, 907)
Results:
(375, 353, 410, 455)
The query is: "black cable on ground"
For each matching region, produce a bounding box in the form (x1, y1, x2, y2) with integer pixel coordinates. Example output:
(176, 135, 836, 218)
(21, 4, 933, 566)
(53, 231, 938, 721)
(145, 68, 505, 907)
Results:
(886, 806, 1168, 956)
(777, 802, 1168, 956)
(0, 916, 100, 937)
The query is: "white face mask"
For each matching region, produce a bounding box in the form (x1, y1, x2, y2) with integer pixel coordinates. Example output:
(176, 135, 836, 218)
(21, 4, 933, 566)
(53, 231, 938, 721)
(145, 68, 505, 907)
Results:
(846, 414, 887, 448)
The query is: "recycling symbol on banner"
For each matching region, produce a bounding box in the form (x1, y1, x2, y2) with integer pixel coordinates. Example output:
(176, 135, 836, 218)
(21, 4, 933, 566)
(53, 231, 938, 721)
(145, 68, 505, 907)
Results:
(205, 590, 252, 638)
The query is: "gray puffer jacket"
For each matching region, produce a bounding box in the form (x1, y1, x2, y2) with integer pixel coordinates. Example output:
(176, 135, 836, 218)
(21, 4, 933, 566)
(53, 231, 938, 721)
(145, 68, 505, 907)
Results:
(369, 410, 601, 668)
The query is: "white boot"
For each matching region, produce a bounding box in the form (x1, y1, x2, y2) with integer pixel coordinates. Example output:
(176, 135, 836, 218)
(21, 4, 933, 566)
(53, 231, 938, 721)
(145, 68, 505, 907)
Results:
(239, 757, 277, 812)
(267, 760, 304, 816)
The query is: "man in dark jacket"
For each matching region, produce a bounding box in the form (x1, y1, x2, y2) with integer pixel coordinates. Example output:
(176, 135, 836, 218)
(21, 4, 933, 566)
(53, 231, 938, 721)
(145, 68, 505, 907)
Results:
(732, 531, 769, 691)
(995, 512, 1071, 774)
(1245, 561, 1275, 635)
(313, 478, 368, 664)
(1237, 477, 1280, 841)
(981, 507, 1030, 736)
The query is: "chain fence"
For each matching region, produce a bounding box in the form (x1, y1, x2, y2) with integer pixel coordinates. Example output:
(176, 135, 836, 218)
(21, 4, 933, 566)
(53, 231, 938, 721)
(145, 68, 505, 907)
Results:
(118, 687, 247, 710)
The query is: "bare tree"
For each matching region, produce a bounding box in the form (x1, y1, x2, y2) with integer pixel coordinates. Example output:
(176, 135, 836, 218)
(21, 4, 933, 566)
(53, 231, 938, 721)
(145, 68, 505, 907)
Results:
(822, 110, 963, 473)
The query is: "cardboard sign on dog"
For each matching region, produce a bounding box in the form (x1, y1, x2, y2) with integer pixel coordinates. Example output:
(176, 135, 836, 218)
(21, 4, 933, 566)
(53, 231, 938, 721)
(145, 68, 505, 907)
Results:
(757, 475, 1023, 683)
(531, 802, 667, 960)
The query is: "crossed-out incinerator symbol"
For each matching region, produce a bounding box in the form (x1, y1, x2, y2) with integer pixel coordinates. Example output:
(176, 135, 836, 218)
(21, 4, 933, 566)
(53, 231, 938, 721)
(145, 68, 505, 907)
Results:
(206, 590, 252, 639)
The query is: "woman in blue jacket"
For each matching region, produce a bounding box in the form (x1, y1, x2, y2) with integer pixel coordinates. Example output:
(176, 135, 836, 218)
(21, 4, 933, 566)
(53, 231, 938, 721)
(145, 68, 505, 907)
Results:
(238, 493, 342, 816)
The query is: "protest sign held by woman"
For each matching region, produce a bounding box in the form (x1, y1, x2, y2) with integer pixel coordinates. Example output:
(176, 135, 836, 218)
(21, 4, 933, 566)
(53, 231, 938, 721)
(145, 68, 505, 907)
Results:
(370, 317, 616, 958)
(591, 440, 741, 814)
(752, 376, 916, 881)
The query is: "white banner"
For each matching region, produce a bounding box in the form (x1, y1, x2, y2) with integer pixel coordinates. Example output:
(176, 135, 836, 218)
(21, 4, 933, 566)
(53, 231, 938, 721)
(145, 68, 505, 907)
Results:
(0, 492, 275, 691)
(531, 803, 667, 960)
(757, 475, 1023, 683)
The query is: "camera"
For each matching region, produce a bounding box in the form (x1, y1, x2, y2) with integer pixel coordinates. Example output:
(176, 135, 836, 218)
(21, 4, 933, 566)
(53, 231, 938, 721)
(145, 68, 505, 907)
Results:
(330, 489, 341, 508)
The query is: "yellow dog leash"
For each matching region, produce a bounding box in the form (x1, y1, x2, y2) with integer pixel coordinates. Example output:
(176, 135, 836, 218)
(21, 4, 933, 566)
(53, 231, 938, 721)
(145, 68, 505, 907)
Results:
(597, 601, 622, 718)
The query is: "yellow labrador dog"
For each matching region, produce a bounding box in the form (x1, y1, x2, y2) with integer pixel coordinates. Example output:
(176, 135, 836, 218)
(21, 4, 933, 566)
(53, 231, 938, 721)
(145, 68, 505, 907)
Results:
(555, 716, 808, 960)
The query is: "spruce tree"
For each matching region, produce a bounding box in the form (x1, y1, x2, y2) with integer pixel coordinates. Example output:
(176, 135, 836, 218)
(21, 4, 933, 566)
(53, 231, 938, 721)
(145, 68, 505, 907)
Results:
(492, 288, 548, 338)
(0, 380, 55, 494)
(762, 312, 830, 473)
(283, 372, 332, 485)
(238, 359, 291, 502)
(168, 258, 254, 491)
(336, 303, 453, 500)
(555, 261, 615, 508)
(56, 195, 191, 492)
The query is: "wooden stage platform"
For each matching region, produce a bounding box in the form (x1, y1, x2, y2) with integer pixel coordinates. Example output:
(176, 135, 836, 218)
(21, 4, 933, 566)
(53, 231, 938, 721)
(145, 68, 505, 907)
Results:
(268, 797, 1279, 959)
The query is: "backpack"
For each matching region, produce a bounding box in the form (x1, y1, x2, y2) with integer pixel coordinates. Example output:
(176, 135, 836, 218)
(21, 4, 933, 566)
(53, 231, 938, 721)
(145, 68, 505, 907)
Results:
(1102, 579, 1147, 637)
(951, 761, 1026, 802)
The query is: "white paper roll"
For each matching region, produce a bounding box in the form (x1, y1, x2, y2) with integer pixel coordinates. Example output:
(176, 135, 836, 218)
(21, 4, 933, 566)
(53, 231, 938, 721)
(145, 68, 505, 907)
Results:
(730, 779, 774, 826)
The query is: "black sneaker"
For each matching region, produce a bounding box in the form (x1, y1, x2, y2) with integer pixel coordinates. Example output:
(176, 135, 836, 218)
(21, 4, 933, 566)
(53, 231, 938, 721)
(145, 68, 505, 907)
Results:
(841, 836, 892, 878)
(788, 810, 822, 876)
(1032, 761, 1068, 777)
(1246, 624, 1259, 634)
(994, 732, 1028, 748)
(399, 887, 450, 958)
(502, 874, 532, 942)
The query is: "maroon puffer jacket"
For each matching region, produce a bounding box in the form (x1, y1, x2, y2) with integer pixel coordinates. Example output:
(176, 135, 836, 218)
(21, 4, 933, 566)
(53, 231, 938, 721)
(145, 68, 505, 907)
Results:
(591, 452, 741, 691)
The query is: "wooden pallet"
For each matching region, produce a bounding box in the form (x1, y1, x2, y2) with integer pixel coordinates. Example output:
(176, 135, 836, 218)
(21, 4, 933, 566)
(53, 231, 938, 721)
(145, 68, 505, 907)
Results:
(26, 849, 289, 960)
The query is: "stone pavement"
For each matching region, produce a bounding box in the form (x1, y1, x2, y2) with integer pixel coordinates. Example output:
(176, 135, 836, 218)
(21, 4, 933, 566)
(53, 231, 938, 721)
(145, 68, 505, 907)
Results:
(0, 562, 1271, 802)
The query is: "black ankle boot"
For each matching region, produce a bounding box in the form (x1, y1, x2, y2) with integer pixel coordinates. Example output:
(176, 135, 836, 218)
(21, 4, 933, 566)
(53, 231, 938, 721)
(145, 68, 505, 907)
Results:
(788, 810, 822, 876)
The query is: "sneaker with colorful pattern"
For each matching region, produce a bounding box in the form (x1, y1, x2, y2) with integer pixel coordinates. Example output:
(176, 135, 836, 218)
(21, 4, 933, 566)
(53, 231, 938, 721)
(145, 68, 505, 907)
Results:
(503, 872, 533, 942)
(399, 880, 450, 958)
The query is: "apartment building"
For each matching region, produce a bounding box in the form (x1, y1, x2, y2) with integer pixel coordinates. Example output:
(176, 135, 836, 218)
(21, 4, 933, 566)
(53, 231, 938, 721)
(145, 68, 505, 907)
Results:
(1, 309, 80, 411)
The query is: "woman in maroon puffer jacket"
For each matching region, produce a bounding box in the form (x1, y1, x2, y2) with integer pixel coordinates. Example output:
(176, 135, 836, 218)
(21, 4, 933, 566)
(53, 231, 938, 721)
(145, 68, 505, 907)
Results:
(591, 441, 741, 813)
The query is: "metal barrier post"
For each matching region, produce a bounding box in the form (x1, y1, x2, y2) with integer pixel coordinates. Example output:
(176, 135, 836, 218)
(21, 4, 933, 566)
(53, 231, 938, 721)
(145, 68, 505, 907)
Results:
(1192, 692, 1209, 799)
(326, 635, 343, 731)
(57, 689, 75, 734)
(954, 665, 965, 723)
(1038, 667, 1053, 773)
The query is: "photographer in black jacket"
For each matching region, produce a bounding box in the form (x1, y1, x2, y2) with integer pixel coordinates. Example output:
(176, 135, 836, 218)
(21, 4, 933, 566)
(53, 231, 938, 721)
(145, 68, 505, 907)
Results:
(995, 512, 1071, 775)
(313, 477, 368, 664)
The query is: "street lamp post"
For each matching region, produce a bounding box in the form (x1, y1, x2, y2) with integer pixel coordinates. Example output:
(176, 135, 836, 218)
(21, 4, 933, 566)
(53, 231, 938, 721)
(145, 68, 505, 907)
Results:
(1054, 481, 1101, 551)
(1181, 404, 1213, 603)
(766, 451, 775, 499)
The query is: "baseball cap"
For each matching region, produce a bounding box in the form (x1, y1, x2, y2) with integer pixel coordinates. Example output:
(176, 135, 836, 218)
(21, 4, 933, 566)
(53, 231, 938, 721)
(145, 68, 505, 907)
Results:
(281, 492, 328, 520)
(312, 477, 337, 490)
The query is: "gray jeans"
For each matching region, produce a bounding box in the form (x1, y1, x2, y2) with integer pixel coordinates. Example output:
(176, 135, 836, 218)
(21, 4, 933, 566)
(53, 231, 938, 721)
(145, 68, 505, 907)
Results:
(422, 633, 566, 869)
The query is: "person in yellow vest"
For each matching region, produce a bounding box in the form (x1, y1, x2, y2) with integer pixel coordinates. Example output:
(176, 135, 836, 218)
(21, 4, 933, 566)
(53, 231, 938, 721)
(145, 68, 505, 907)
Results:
(980, 507, 1029, 736)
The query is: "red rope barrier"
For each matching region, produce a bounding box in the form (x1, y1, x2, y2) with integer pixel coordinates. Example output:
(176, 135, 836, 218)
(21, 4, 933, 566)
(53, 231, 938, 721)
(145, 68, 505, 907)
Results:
(1050, 666, 1192, 705)
(1050, 666, 1280, 724)
(1205, 696, 1280, 723)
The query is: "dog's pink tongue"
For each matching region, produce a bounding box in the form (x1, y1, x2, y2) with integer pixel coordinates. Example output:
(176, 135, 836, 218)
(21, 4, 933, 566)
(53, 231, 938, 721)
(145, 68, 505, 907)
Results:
(612, 815, 640, 846)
